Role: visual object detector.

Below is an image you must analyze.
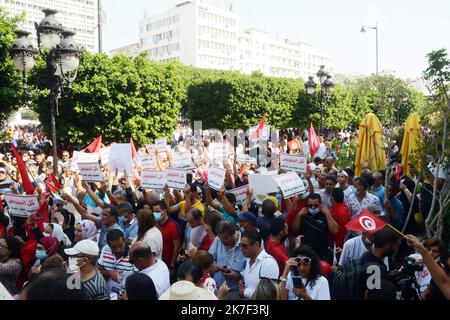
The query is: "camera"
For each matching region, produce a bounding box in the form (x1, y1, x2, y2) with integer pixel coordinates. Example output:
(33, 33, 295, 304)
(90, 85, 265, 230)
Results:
(391, 257, 424, 300)
(402, 257, 424, 275)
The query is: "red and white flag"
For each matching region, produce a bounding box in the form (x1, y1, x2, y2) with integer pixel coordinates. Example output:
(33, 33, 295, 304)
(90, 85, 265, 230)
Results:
(345, 209, 387, 233)
(86, 135, 102, 153)
(250, 115, 265, 140)
(10, 143, 34, 195)
(308, 123, 320, 157)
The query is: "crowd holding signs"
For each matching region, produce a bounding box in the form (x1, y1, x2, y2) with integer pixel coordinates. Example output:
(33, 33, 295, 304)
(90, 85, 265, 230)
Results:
(0, 116, 449, 302)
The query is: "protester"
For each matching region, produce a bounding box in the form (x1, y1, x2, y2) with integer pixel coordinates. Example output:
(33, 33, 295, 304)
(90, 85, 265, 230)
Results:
(0, 236, 23, 295)
(265, 218, 289, 277)
(252, 278, 285, 300)
(347, 177, 383, 219)
(134, 209, 163, 260)
(116, 201, 138, 245)
(191, 250, 218, 293)
(74, 220, 98, 243)
(121, 272, 158, 300)
(329, 188, 351, 249)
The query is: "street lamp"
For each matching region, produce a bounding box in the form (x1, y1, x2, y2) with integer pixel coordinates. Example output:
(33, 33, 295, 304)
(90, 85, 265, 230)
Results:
(9, 9, 83, 175)
(361, 22, 378, 75)
(305, 65, 334, 135)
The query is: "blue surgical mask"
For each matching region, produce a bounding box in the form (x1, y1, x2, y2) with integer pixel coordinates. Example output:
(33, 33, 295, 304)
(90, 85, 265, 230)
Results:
(153, 212, 162, 222)
(35, 249, 48, 261)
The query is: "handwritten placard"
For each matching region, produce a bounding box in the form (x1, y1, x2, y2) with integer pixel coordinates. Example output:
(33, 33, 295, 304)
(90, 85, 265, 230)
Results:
(237, 153, 257, 165)
(172, 151, 194, 170)
(155, 138, 168, 153)
(280, 153, 307, 173)
(273, 172, 306, 199)
(109, 143, 134, 175)
(229, 185, 248, 205)
(77, 162, 104, 182)
(207, 166, 226, 191)
(141, 170, 166, 189)
(165, 168, 186, 190)
(138, 154, 157, 170)
(4, 194, 40, 217)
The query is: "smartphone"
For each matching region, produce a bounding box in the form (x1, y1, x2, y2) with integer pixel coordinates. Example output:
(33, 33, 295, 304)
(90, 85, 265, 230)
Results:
(111, 287, 124, 295)
(292, 276, 304, 289)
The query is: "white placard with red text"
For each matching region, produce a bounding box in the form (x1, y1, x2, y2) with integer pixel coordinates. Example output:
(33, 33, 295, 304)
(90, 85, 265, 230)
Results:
(77, 162, 104, 182)
(229, 185, 248, 205)
(273, 172, 306, 198)
(172, 151, 195, 170)
(71, 151, 100, 171)
(207, 166, 226, 191)
(141, 170, 166, 189)
(4, 194, 40, 217)
(138, 154, 157, 170)
(280, 153, 307, 173)
(237, 153, 257, 165)
(165, 169, 186, 190)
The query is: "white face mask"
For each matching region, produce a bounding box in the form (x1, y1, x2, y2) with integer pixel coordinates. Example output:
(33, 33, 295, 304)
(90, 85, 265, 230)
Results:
(68, 257, 80, 273)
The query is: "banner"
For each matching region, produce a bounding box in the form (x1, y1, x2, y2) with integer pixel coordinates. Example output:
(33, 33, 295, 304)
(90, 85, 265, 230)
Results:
(4, 193, 40, 217)
(141, 170, 166, 190)
(207, 166, 226, 191)
(172, 151, 195, 170)
(280, 153, 307, 173)
(77, 162, 104, 182)
(137, 154, 157, 170)
(236, 153, 257, 165)
(229, 185, 248, 205)
(109, 143, 134, 175)
(165, 169, 186, 190)
(273, 172, 306, 199)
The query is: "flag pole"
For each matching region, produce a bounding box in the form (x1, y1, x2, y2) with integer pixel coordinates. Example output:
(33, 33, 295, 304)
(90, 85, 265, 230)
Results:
(386, 223, 406, 238)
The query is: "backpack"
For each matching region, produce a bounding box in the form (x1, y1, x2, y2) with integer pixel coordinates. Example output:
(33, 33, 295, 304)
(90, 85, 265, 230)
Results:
(332, 258, 368, 300)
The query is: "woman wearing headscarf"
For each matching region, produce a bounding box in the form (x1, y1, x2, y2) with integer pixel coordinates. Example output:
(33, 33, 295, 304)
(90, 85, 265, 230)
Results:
(44, 223, 72, 247)
(74, 220, 98, 243)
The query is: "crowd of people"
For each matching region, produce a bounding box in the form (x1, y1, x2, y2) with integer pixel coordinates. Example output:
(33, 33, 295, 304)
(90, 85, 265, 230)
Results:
(0, 123, 449, 301)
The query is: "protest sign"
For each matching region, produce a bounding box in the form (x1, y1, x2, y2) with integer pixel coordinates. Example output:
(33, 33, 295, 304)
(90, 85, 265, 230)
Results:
(4, 194, 39, 217)
(141, 170, 166, 190)
(71, 151, 100, 171)
(248, 171, 279, 197)
(99, 147, 110, 165)
(109, 143, 134, 175)
(145, 144, 156, 154)
(236, 153, 257, 165)
(138, 154, 157, 170)
(209, 143, 226, 161)
(280, 153, 307, 173)
(172, 151, 195, 170)
(77, 162, 104, 182)
(207, 166, 226, 191)
(155, 138, 168, 153)
(165, 169, 186, 190)
(273, 172, 306, 198)
(229, 185, 248, 205)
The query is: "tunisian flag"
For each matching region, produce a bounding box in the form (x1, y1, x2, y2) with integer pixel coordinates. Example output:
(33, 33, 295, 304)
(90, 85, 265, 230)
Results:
(308, 123, 320, 157)
(86, 135, 102, 153)
(345, 209, 387, 233)
(250, 115, 265, 140)
(10, 143, 34, 195)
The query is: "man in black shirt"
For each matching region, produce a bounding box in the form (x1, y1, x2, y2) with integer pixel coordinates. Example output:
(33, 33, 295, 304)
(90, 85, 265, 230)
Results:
(296, 193, 339, 260)
(359, 226, 402, 299)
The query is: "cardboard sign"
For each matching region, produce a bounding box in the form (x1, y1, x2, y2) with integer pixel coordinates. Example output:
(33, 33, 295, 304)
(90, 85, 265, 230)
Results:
(207, 166, 226, 191)
(229, 185, 248, 205)
(172, 151, 194, 170)
(248, 124, 270, 141)
(248, 171, 280, 197)
(109, 143, 134, 175)
(237, 153, 257, 165)
(4, 194, 40, 217)
(141, 170, 166, 189)
(99, 147, 110, 165)
(280, 153, 307, 173)
(273, 172, 306, 198)
(165, 169, 186, 190)
(155, 138, 168, 153)
(77, 162, 104, 182)
(71, 151, 100, 171)
(138, 154, 157, 170)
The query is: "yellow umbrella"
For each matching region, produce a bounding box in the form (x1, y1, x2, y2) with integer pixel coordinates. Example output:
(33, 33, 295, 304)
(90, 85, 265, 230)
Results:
(355, 113, 387, 176)
(401, 113, 422, 176)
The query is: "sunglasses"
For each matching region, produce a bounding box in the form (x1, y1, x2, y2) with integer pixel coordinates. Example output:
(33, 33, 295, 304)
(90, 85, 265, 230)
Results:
(294, 257, 312, 265)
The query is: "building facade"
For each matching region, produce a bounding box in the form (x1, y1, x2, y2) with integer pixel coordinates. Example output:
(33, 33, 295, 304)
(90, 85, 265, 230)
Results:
(0, 0, 98, 52)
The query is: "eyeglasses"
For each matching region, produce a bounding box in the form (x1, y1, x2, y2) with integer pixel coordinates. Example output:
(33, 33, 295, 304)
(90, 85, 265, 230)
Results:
(294, 257, 312, 265)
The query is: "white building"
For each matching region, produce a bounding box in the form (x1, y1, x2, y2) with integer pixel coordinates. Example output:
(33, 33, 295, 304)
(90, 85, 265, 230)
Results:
(0, 0, 98, 52)
(116, 0, 333, 80)
(109, 42, 140, 57)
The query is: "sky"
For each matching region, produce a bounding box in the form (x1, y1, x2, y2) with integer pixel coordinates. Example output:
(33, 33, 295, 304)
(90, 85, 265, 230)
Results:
(102, 0, 450, 80)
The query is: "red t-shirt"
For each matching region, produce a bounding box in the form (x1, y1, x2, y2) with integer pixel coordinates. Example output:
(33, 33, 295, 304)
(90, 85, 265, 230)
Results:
(329, 202, 351, 248)
(285, 199, 308, 234)
(265, 239, 289, 277)
(159, 219, 181, 266)
(198, 234, 215, 252)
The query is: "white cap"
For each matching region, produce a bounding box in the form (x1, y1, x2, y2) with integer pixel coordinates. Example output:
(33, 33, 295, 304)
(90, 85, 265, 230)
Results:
(64, 239, 99, 256)
(159, 281, 218, 300)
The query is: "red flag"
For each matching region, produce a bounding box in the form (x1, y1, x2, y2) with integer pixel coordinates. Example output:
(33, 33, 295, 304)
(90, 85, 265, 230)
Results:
(345, 209, 387, 233)
(308, 123, 320, 157)
(130, 137, 137, 159)
(45, 173, 62, 190)
(250, 115, 265, 140)
(30, 193, 50, 224)
(86, 135, 102, 153)
(10, 143, 34, 195)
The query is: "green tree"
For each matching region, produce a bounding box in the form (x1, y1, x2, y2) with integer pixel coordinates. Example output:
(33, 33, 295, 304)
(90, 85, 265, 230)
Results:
(0, 6, 24, 121)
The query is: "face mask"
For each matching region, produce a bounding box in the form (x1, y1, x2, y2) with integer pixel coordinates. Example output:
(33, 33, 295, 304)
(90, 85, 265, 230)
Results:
(35, 250, 48, 261)
(43, 232, 51, 237)
(68, 257, 80, 272)
(153, 212, 162, 223)
(309, 207, 321, 215)
(300, 192, 310, 200)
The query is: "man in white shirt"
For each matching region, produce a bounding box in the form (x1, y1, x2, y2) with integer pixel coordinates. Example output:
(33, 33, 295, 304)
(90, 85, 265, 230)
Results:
(315, 136, 327, 160)
(239, 229, 279, 299)
(128, 241, 170, 298)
